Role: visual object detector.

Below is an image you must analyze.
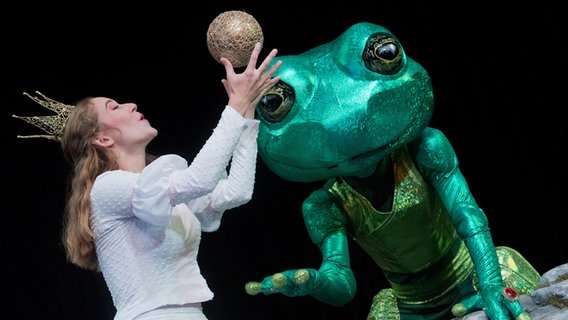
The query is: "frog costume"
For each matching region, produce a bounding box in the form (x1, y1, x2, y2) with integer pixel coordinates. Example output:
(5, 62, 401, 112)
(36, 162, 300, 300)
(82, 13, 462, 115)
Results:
(246, 22, 539, 319)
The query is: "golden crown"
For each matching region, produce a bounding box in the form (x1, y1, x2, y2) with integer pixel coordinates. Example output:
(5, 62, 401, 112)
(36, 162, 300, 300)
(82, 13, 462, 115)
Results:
(12, 91, 75, 142)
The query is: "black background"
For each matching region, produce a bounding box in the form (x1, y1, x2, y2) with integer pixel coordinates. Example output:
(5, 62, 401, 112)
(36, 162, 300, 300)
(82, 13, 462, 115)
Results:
(4, 1, 566, 319)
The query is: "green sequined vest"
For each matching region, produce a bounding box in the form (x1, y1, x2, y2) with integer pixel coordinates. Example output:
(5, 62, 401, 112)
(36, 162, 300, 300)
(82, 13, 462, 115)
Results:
(328, 146, 458, 274)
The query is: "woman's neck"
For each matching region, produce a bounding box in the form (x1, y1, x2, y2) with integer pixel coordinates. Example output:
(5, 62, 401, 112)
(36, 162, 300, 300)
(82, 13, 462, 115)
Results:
(114, 148, 147, 173)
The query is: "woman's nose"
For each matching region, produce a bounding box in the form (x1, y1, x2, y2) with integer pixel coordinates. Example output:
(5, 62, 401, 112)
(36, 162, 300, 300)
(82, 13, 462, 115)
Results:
(126, 103, 137, 112)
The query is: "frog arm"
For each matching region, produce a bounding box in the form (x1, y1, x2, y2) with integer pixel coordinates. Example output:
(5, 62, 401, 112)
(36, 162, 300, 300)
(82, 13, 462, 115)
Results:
(245, 188, 357, 307)
(300, 188, 357, 305)
(408, 128, 527, 320)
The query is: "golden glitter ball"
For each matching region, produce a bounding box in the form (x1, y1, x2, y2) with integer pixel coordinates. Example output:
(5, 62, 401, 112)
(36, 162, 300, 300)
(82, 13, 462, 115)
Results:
(206, 10, 264, 68)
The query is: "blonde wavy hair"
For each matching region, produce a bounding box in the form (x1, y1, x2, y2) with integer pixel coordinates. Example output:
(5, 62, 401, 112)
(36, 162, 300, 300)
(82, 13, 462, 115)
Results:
(60, 97, 154, 271)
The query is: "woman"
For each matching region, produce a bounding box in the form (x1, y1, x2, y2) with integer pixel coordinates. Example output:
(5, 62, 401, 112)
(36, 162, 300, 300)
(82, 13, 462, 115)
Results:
(59, 43, 281, 319)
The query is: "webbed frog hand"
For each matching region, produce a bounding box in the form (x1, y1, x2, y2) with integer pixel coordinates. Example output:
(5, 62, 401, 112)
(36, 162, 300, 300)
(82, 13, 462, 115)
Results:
(245, 268, 317, 297)
(245, 264, 356, 307)
(451, 285, 530, 320)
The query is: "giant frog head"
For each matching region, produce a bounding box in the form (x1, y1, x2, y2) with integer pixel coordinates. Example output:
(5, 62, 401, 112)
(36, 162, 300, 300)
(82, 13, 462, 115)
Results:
(256, 22, 434, 182)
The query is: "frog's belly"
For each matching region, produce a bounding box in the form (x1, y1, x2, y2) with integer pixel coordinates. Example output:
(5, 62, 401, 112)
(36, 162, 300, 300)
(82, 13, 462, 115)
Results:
(330, 147, 457, 273)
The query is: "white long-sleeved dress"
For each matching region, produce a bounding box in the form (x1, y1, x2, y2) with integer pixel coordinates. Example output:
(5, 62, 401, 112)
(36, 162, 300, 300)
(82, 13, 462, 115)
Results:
(90, 106, 259, 320)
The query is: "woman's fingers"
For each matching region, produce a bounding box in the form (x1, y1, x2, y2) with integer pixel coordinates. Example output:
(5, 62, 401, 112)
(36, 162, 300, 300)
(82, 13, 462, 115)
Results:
(257, 48, 279, 72)
(246, 42, 263, 70)
(264, 60, 282, 79)
(220, 56, 235, 78)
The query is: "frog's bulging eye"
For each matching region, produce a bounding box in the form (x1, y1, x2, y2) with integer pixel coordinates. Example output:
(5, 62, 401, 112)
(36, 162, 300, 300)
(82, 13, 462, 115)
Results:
(257, 81, 295, 123)
(363, 33, 403, 75)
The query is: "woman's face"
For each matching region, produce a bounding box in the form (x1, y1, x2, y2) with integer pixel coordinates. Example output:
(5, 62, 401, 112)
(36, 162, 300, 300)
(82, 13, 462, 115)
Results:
(91, 97, 157, 150)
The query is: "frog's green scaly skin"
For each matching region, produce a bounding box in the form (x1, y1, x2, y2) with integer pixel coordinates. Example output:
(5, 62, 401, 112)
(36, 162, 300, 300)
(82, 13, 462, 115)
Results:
(248, 22, 540, 320)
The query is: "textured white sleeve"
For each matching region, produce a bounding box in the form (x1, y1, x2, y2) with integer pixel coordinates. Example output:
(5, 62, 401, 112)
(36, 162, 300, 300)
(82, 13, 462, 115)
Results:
(170, 106, 247, 204)
(210, 118, 259, 212)
(132, 155, 188, 226)
(191, 118, 260, 232)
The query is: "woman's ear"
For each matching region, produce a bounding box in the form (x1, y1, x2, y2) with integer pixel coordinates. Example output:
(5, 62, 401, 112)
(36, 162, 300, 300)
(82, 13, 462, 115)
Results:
(92, 134, 114, 147)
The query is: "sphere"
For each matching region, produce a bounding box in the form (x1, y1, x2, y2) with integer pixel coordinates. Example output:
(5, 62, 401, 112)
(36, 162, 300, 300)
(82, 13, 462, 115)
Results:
(206, 10, 264, 68)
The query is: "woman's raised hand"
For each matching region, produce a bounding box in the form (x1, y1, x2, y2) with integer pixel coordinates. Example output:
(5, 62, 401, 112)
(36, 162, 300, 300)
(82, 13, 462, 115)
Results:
(221, 42, 282, 117)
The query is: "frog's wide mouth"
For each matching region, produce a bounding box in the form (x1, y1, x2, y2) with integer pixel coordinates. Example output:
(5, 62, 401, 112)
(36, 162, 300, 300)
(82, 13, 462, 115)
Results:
(326, 144, 390, 170)
(259, 141, 396, 182)
(260, 110, 425, 173)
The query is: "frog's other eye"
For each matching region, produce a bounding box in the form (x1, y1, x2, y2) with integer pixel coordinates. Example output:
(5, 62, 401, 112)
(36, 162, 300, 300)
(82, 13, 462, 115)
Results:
(363, 33, 404, 75)
(257, 81, 295, 123)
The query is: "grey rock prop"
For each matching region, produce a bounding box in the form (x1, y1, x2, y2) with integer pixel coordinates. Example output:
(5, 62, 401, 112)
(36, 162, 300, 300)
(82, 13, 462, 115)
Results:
(453, 263, 568, 320)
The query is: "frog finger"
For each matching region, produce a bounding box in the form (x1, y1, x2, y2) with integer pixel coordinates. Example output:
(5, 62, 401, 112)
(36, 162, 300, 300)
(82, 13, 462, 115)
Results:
(271, 272, 287, 288)
(245, 273, 286, 295)
(244, 281, 263, 295)
(451, 293, 482, 317)
(294, 269, 310, 284)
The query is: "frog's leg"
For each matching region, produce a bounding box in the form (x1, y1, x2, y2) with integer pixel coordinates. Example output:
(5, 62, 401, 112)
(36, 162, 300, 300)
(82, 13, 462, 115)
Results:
(367, 288, 400, 320)
(367, 247, 540, 320)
